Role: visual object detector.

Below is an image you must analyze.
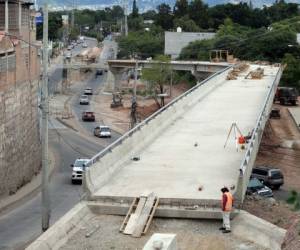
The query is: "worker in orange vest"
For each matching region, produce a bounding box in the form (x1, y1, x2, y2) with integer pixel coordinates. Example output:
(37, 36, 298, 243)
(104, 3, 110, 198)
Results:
(219, 187, 233, 233)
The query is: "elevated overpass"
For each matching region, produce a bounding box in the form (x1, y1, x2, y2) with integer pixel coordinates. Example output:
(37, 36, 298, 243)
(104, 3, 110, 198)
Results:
(84, 63, 282, 218)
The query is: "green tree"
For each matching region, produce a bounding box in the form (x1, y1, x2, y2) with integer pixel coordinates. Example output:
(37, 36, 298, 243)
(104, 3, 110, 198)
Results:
(173, 15, 200, 32)
(179, 39, 214, 61)
(142, 55, 172, 108)
(155, 3, 173, 30)
(281, 54, 300, 91)
(173, 0, 188, 18)
(188, 0, 209, 29)
(287, 190, 300, 210)
(132, 0, 139, 18)
(142, 10, 157, 20)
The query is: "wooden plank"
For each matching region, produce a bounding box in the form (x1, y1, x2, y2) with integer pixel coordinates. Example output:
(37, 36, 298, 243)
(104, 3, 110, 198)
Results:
(123, 197, 146, 235)
(120, 198, 137, 232)
(143, 197, 159, 234)
(132, 193, 156, 238)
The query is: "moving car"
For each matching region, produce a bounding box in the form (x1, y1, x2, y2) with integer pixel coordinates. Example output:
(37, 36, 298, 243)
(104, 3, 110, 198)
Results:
(274, 87, 298, 106)
(65, 51, 72, 59)
(67, 45, 73, 50)
(247, 178, 273, 197)
(79, 95, 89, 105)
(82, 111, 95, 122)
(251, 166, 284, 190)
(71, 158, 89, 184)
(94, 125, 111, 138)
(84, 87, 93, 95)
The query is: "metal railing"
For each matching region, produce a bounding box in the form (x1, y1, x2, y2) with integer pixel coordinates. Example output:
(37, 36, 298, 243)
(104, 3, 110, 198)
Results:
(86, 65, 232, 167)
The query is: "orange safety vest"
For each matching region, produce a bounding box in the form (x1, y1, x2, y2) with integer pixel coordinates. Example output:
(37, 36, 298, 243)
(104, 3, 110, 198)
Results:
(223, 192, 233, 211)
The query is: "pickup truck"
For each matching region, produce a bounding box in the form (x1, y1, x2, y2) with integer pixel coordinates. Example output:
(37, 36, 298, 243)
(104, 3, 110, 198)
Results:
(274, 87, 298, 106)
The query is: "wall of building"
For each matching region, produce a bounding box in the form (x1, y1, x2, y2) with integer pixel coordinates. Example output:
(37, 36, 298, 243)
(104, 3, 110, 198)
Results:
(0, 2, 41, 197)
(164, 31, 216, 59)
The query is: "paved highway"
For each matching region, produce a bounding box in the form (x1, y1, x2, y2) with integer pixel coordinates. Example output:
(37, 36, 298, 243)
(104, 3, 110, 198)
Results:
(0, 126, 103, 249)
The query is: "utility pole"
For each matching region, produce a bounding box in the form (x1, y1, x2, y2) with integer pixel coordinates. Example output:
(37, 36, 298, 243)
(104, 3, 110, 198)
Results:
(123, 0, 128, 36)
(41, 2, 50, 232)
(130, 58, 138, 128)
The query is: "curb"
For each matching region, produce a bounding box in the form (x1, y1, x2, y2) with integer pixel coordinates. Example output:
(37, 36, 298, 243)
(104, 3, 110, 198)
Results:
(0, 149, 56, 216)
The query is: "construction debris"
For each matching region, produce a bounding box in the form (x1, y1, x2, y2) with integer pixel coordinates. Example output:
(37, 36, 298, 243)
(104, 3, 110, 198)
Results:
(226, 63, 250, 80)
(120, 192, 159, 238)
(245, 67, 264, 79)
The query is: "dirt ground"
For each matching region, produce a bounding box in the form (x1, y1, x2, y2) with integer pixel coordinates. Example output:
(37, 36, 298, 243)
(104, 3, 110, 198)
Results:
(60, 215, 265, 250)
(93, 81, 190, 134)
(243, 104, 300, 250)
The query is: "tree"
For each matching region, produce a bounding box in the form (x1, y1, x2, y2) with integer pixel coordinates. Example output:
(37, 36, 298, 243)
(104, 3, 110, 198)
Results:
(132, 0, 139, 18)
(179, 39, 214, 61)
(142, 55, 172, 108)
(142, 10, 157, 20)
(287, 190, 300, 210)
(188, 0, 209, 29)
(155, 3, 173, 30)
(173, 15, 200, 32)
(281, 53, 300, 91)
(173, 0, 188, 18)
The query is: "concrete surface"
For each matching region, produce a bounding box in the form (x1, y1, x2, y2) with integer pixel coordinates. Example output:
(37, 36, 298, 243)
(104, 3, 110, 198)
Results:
(231, 210, 286, 250)
(143, 233, 177, 250)
(288, 107, 300, 129)
(26, 202, 274, 250)
(86, 65, 281, 204)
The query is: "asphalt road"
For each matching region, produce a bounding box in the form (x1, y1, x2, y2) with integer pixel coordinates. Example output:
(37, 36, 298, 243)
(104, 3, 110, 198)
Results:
(0, 126, 103, 250)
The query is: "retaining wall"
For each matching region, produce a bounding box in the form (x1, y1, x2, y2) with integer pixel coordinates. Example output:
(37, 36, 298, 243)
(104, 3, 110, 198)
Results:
(0, 79, 41, 197)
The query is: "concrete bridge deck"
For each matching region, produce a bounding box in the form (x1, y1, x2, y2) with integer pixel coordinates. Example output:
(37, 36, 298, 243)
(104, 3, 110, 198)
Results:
(85, 64, 282, 211)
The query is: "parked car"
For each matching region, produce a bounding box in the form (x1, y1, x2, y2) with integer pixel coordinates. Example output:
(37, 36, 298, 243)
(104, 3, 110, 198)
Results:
(82, 43, 88, 48)
(94, 125, 111, 138)
(251, 166, 284, 190)
(246, 178, 273, 197)
(67, 45, 73, 50)
(274, 87, 298, 106)
(79, 95, 89, 105)
(82, 111, 95, 122)
(84, 87, 93, 95)
(71, 158, 90, 184)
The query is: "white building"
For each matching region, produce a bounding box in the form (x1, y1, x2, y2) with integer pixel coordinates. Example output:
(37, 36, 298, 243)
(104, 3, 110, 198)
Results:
(164, 31, 216, 59)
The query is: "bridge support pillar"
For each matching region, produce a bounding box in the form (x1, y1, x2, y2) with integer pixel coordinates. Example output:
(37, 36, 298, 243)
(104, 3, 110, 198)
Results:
(105, 67, 128, 92)
(191, 70, 212, 84)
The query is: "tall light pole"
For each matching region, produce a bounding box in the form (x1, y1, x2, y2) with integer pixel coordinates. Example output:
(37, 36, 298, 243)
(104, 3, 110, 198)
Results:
(41, 2, 50, 232)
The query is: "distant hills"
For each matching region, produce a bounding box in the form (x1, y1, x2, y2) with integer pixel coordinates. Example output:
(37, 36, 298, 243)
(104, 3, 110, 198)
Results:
(41, 0, 299, 12)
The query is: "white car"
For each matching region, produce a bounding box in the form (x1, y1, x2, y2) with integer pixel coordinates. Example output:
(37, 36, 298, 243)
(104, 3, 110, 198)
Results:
(84, 87, 93, 95)
(65, 51, 72, 59)
(79, 95, 89, 105)
(82, 43, 88, 48)
(71, 158, 90, 184)
(94, 125, 111, 138)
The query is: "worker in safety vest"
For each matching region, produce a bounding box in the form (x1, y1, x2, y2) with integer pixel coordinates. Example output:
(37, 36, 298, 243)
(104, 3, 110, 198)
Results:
(219, 187, 233, 233)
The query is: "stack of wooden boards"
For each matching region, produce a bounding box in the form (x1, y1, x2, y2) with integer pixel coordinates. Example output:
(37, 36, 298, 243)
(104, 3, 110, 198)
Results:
(120, 192, 159, 238)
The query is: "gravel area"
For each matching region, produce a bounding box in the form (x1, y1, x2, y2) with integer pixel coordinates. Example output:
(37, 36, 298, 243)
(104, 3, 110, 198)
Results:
(60, 215, 265, 250)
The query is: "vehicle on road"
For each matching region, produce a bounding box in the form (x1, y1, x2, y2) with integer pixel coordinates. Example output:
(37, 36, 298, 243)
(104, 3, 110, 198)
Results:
(82, 111, 95, 122)
(79, 95, 89, 105)
(65, 51, 72, 59)
(82, 43, 88, 48)
(251, 166, 284, 190)
(274, 87, 298, 106)
(67, 45, 73, 50)
(84, 87, 93, 95)
(94, 125, 111, 138)
(95, 69, 103, 77)
(246, 177, 273, 197)
(71, 158, 90, 184)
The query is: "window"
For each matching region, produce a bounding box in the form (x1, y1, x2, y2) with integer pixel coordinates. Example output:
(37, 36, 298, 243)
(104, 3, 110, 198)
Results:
(0, 52, 16, 73)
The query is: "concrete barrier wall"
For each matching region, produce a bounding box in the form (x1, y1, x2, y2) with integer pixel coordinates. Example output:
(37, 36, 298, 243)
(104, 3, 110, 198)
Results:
(85, 67, 232, 196)
(235, 67, 283, 203)
(25, 202, 92, 250)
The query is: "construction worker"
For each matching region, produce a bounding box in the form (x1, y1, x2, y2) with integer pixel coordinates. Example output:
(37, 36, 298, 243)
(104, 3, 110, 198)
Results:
(219, 187, 233, 233)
